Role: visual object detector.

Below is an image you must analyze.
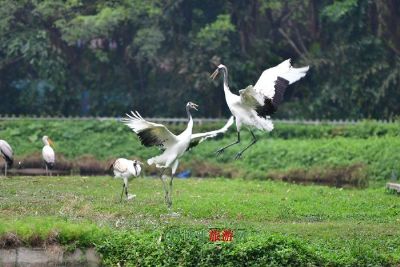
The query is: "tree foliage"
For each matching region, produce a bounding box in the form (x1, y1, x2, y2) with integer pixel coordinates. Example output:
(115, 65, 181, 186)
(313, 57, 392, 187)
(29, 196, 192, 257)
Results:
(0, 0, 399, 119)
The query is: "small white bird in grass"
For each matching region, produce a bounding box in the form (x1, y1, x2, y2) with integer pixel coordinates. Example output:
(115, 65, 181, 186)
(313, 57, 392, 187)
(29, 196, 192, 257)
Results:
(210, 59, 309, 159)
(122, 102, 234, 208)
(0, 140, 13, 176)
(110, 158, 143, 201)
(42, 136, 55, 176)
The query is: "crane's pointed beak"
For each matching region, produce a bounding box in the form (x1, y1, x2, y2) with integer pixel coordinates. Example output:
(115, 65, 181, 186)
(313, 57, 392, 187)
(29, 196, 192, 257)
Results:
(48, 139, 55, 147)
(210, 69, 219, 80)
(192, 103, 199, 111)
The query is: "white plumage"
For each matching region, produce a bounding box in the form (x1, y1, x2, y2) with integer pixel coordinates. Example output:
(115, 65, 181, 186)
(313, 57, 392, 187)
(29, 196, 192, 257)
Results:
(111, 158, 142, 201)
(210, 59, 309, 158)
(0, 139, 13, 176)
(253, 59, 309, 98)
(42, 136, 55, 176)
(122, 102, 234, 208)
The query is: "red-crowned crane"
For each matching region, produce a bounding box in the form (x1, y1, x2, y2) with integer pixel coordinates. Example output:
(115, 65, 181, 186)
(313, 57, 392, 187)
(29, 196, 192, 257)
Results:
(110, 158, 143, 201)
(210, 59, 309, 159)
(122, 102, 234, 209)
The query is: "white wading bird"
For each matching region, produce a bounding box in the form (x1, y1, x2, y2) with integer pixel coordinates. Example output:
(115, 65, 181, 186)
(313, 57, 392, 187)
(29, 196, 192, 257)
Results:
(110, 158, 142, 201)
(210, 59, 309, 159)
(0, 140, 13, 176)
(122, 102, 234, 208)
(42, 136, 55, 176)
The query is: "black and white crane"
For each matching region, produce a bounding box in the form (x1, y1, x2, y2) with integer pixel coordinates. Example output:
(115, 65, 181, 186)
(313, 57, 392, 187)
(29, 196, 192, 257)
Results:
(210, 59, 309, 159)
(122, 102, 234, 208)
(42, 136, 55, 176)
(110, 158, 143, 201)
(0, 139, 13, 176)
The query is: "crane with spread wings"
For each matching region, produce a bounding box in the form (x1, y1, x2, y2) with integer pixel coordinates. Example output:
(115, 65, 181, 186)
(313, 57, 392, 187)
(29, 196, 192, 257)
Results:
(210, 59, 309, 159)
(122, 102, 234, 209)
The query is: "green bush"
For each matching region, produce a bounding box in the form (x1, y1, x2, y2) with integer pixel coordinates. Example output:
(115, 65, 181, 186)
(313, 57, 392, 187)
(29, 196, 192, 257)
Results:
(1, 119, 399, 181)
(94, 230, 396, 266)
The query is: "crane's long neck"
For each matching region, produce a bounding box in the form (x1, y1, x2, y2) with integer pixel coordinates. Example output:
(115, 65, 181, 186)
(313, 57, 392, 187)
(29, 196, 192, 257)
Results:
(185, 106, 194, 134)
(220, 66, 235, 97)
(43, 140, 49, 146)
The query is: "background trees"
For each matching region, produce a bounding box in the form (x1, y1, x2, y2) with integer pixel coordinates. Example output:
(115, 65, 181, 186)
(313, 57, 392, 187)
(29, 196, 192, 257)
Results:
(0, 0, 399, 119)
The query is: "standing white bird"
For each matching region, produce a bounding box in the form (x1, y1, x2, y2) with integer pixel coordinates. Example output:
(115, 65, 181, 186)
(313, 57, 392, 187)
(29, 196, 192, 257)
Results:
(210, 59, 309, 159)
(122, 102, 234, 208)
(110, 158, 142, 201)
(42, 136, 55, 176)
(0, 140, 13, 176)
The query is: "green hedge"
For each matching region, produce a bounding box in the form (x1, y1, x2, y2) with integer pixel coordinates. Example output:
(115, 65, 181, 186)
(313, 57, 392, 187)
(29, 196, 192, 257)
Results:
(2, 223, 396, 266)
(0, 119, 399, 181)
(96, 231, 396, 266)
(271, 120, 400, 139)
(96, 232, 326, 266)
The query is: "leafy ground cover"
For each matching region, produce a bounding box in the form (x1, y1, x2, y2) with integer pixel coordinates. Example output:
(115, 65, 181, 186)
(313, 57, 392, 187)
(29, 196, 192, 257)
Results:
(0, 176, 399, 265)
(0, 119, 399, 182)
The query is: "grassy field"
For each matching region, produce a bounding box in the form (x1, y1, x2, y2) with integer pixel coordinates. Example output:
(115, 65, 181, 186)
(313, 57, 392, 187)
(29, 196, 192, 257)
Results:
(1, 175, 399, 265)
(1, 119, 400, 264)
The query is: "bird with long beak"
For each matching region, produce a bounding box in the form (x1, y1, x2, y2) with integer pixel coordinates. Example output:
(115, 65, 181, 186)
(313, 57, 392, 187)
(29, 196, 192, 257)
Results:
(42, 136, 55, 176)
(122, 101, 234, 209)
(210, 60, 309, 159)
(110, 158, 143, 201)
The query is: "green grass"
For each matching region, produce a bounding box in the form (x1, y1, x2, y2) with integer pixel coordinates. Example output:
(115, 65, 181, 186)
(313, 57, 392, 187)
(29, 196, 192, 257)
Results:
(1, 119, 399, 264)
(1, 176, 399, 265)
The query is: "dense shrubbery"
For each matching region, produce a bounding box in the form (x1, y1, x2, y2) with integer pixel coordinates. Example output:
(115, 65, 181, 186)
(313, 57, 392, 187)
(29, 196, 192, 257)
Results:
(0, 119, 399, 182)
(271, 120, 400, 139)
(0, 225, 396, 266)
(96, 231, 325, 266)
(1, 1, 400, 120)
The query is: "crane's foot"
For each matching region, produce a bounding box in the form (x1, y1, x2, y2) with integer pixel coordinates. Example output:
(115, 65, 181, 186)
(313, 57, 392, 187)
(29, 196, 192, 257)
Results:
(215, 148, 225, 157)
(127, 194, 136, 200)
(234, 152, 243, 160)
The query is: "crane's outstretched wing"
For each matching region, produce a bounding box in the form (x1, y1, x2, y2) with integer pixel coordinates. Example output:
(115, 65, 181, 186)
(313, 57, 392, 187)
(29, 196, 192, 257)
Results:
(254, 59, 309, 97)
(188, 116, 234, 150)
(246, 59, 309, 116)
(122, 111, 178, 149)
(0, 140, 14, 166)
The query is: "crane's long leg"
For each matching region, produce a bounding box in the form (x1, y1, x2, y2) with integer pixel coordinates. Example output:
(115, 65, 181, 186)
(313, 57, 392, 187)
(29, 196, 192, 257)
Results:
(124, 178, 129, 200)
(167, 160, 179, 209)
(159, 169, 169, 204)
(120, 184, 125, 202)
(5, 163, 7, 177)
(167, 175, 175, 209)
(216, 131, 241, 156)
(234, 130, 257, 160)
(45, 164, 48, 177)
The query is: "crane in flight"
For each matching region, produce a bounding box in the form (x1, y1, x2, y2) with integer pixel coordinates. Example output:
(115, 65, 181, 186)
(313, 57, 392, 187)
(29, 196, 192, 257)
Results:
(210, 59, 309, 159)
